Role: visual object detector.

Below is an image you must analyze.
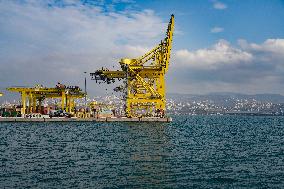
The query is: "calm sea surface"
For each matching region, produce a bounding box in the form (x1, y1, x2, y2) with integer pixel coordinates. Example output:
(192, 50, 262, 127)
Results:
(0, 115, 283, 188)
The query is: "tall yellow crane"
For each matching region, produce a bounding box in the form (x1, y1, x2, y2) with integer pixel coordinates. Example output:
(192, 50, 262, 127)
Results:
(90, 15, 174, 117)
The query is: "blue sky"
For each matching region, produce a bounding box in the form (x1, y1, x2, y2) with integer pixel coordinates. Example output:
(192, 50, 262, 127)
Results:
(0, 0, 284, 99)
(136, 0, 284, 49)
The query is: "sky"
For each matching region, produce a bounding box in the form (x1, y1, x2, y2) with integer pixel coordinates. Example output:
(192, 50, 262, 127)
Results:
(0, 0, 284, 99)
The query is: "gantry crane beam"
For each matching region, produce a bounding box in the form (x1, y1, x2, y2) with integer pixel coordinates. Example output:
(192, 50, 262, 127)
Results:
(90, 15, 174, 117)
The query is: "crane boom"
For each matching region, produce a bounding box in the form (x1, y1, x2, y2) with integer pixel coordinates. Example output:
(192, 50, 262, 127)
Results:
(90, 15, 174, 117)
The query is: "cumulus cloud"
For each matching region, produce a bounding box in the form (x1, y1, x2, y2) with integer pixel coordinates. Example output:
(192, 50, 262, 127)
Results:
(1, 0, 284, 96)
(237, 39, 284, 68)
(238, 39, 284, 54)
(174, 40, 253, 69)
(210, 27, 224, 33)
(0, 0, 166, 95)
(169, 38, 284, 94)
(212, 0, 227, 10)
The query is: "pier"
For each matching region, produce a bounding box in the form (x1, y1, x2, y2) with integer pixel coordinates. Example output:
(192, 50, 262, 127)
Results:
(0, 117, 172, 123)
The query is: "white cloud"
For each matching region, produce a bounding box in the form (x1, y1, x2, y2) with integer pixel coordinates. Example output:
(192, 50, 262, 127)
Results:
(1, 1, 284, 95)
(212, 1, 227, 10)
(169, 38, 284, 94)
(174, 39, 253, 69)
(210, 27, 224, 33)
(0, 1, 166, 93)
(238, 38, 284, 54)
(238, 38, 284, 67)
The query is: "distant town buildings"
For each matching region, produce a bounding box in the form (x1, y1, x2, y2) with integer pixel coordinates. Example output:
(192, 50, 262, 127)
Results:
(166, 96, 284, 116)
(1, 94, 284, 116)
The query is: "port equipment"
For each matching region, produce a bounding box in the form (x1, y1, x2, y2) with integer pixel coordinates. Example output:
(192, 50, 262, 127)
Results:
(90, 15, 174, 117)
(7, 84, 85, 117)
(89, 101, 116, 117)
(0, 92, 3, 97)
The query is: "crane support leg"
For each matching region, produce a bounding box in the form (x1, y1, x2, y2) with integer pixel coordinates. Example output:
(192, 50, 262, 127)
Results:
(21, 92, 26, 117)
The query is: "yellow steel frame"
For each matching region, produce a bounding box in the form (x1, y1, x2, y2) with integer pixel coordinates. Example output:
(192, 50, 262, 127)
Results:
(91, 15, 174, 117)
(7, 86, 85, 116)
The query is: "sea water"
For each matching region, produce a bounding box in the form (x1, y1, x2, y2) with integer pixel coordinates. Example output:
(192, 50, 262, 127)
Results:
(0, 115, 283, 188)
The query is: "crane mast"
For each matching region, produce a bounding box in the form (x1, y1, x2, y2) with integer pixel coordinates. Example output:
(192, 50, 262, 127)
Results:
(90, 15, 174, 117)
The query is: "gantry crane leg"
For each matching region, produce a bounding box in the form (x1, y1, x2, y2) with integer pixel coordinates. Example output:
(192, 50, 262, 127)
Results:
(21, 92, 26, 117)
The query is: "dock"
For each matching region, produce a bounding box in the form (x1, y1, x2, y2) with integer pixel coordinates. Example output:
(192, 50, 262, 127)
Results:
(0, 117, 172, 122)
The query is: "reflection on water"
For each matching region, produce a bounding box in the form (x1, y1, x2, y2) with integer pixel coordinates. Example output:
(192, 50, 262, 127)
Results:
(124, 123, 171, 187)
(0, 116, 283, 188)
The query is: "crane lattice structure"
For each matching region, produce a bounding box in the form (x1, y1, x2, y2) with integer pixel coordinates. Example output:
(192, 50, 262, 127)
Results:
(7, 84, 85, 116)
(90, 15, 174, 117)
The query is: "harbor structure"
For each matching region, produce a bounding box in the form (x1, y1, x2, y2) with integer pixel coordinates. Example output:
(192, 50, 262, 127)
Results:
(7, 84, 85, 117)
(90, 15, 174, 118)
(2, 15, 175, 122)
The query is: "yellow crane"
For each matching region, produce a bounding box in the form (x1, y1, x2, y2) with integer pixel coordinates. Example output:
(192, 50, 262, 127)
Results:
(90, 15, 174, 117)
(7, 84, 85, 116)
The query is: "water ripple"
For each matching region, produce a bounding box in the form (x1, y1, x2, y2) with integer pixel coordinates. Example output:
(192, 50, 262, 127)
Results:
(0, 116, 283, 188)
